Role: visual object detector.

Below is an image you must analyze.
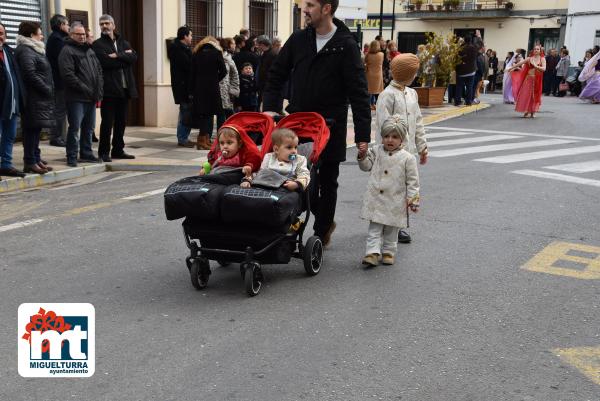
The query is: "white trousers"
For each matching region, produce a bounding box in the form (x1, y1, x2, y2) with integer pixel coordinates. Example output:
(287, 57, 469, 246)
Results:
(365, 221, 400, 256)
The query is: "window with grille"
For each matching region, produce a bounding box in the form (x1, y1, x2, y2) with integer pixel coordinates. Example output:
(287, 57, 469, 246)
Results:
(186, 0, 222, 44)
(595, 30, 600, 47)
(0, 0, 42, 46)
(249, 0, 278, 38)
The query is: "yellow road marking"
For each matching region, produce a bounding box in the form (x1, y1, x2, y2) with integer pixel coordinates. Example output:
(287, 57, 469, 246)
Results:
(522, 241, 600, 279)
(553, 346, 600, 386)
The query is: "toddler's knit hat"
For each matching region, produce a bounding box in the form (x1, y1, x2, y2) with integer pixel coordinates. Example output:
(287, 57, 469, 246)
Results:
(381, 115, 408, 142)
(390, 53, 420, 85)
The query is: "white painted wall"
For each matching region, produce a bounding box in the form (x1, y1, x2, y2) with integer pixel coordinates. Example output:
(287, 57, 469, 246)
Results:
(337, 0, 369, 19)
(564, 0, 600, 66)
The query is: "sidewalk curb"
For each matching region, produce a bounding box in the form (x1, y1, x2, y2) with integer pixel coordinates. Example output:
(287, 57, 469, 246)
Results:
(107, 163, 199, 172)
(0, 164, 106, 193)
(423, 102, 491, 125)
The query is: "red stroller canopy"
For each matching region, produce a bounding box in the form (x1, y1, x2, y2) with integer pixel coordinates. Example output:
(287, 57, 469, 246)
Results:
(262, 112, 331, 164)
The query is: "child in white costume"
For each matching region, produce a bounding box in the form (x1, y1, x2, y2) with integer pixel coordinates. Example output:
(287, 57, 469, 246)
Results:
(375, 53, 428, 244)
(358, 115, 420, 267)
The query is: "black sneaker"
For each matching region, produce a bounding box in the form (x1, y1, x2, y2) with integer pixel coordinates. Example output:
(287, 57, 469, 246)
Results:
(398, 230, 411, 243)
(67, 159, 78, 167)
(92, 134, 99, 142)
(111, 152, 135, 159)
(79, 154, 100, 163)
(49, 138, 66, 147)
(100, 154, 112, 163)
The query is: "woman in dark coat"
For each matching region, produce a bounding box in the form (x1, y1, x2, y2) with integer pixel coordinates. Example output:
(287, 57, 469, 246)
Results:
(15, 21, 55, 174)
(190, 36, 226, 150)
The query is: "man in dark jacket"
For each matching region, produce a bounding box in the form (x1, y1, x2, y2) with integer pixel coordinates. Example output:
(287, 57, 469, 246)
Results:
(0, 22, 25, 178)
(455, 35, 478, 106)
(92, 14, 137, 162)
(256, 35, 276, 108)
(45, 14, 69, 147)
(262, 0, 371, 246)
(168, 26, 194, 147)
(544, 48, 560, 96)
(59, 23, 104, 167)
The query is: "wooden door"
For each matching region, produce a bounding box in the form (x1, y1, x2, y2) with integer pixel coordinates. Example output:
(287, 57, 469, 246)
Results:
(101, 0, 144, 126)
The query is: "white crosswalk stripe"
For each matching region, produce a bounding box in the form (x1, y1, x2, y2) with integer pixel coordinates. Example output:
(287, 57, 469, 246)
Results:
(427, 131, 482, 139)
(429, 135, 521, 147)
(513, 170, 600, 188)
(429, 139, 577, 158)
(475, 145, 600, 164)
(544, 160, 600, 173)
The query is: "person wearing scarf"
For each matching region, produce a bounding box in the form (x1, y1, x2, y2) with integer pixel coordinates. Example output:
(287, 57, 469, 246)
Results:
(507, 45, 546, 118)
(15, 21, 55, 174)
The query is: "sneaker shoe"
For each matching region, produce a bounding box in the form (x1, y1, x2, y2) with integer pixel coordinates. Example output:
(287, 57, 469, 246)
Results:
(111, 152, 135, 159)
(362, 253, 379, 267)
(79, 154, 100, 163)
(398, 230, 411, 243)
(322, 221, 337, 247)
(49, 138, 66, 147)
(67, 159, 78, 167)
(382, 253, 395, 265)
(100, 154, 112, 163)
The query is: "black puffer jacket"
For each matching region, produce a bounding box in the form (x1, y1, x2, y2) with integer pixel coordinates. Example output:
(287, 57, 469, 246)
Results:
(92, 33, 138, 98)
(58, 38, 103, 103)
(167, 39, 192, 104)
(14, 38, 55, 128)
(262, 18, 371, 162)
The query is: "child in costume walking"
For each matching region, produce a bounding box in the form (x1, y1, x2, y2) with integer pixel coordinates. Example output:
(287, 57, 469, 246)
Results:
(376, 53, 428, 244)
(358, 116, 420, 267)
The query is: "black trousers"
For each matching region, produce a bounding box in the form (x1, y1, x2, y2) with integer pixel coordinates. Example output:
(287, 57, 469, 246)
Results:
(99, 97, 128, 156)
(309, 161, 340, 238)
(22, 127, 42, 165)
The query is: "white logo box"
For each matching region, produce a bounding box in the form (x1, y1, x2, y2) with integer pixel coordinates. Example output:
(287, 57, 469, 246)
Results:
(18, 303, 95, 378)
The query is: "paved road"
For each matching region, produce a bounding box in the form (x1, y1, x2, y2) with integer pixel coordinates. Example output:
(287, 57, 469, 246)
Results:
(1, 94, 599, 400)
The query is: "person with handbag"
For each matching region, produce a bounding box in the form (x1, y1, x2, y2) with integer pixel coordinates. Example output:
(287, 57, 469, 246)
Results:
(555, 49, 570, 97)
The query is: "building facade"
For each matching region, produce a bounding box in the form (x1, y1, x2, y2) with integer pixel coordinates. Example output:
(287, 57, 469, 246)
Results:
(0, 0, 296, 127)
(564, 0, 600, 66)
(351, 0, 569, 68)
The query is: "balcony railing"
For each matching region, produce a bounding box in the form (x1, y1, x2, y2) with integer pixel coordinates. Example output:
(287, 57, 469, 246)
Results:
(404, 0, 514, 12)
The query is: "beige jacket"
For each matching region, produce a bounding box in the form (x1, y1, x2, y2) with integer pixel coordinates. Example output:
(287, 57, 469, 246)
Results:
(359, 145, 420, 228)
(376, 83, 427, 156)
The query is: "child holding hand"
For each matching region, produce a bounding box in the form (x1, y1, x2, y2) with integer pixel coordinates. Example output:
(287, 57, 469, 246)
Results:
(243, 128, 310, 190)
(200, 125, 261, 182)
(358, 115, 420, 267)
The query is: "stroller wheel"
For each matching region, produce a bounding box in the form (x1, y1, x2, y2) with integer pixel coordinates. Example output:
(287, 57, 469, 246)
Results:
(244, 262, 263, 296)
(303, 236, 323, 276)
(190, 257, 211, 290)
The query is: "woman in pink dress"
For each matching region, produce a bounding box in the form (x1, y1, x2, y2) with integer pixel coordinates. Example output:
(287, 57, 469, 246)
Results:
(507, 45, 546, 118)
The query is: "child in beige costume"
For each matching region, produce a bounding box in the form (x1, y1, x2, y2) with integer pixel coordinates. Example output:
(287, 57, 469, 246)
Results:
(358, 115, 420, 267)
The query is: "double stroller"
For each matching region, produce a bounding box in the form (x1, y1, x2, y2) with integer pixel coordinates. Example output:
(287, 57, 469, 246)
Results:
(164, 112, 330, 296)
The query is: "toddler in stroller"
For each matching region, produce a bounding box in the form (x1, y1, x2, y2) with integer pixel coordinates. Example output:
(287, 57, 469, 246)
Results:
(164, 112, 330, 296)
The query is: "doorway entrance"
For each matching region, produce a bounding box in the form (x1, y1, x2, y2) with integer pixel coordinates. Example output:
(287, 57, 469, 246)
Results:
(101, 0, 144, 126)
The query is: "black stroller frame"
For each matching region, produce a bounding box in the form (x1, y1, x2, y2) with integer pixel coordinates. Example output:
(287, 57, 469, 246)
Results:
(182, 116, 329, 296)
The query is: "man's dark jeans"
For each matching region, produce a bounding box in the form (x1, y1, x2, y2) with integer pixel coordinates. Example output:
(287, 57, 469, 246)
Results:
(22, 127, 42, 166)
(50, 88, 67, 141)
(66, 101, 96, 161)
(455, 74, 475, 106)
(100, 97, 128, 156)
(310, 161, 340, 238)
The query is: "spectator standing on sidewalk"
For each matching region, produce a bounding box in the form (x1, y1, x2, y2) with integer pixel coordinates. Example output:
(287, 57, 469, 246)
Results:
(554, 48, 570, 97)
(93, 14, 137, 162)
(15, 21, 55, 174)
(455, 35, 478, 106)
(0, 22, 26, 179)
(168, 25, 194, 147)
(59, 23, 103, 167)
(544, 48, 560, 96)
(263, 0, 371, 246)
(233, 36, 259, 74)
(256, 35, 276, 109)
(365, 40, 384, 110)
(45, 14, 68, 147)
(217, 37, 239, 129)
(487, 50, 498, 92)
(190, 36, 226, 150)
